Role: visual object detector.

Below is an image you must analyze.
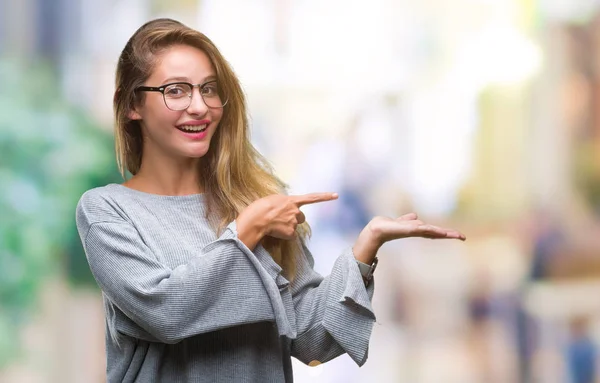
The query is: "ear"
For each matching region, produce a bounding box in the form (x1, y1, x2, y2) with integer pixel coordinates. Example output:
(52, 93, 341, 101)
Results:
(115, 87, 141, 120)
(128, 108, 142, 121)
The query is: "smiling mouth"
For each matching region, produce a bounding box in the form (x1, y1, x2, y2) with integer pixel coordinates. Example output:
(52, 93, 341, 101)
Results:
(177, 124, 207, 133)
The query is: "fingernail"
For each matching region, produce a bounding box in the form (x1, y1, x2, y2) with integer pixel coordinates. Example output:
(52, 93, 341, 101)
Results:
(332, 193, 339, 198)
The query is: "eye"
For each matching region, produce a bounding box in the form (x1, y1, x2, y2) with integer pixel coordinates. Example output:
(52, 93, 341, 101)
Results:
(164, 84, 190, 98)
(201, 83, 219, 97)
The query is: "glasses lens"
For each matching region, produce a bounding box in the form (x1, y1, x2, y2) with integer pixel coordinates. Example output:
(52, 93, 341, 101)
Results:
(164, 83, 192, 110)
(162, 82, 228, 110)
(201, 81, 227, 108)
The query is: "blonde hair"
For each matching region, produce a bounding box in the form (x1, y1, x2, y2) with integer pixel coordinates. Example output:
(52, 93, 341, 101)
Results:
(114, 18, 308, 278)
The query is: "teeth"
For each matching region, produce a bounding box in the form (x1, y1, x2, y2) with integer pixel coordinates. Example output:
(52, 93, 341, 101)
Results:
(179, 124, 207, 132)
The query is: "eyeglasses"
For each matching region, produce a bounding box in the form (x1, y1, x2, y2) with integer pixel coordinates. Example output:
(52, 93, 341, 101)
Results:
(135, 80, 228, 110)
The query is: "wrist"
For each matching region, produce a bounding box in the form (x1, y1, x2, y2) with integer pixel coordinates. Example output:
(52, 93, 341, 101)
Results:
(356, 256, 378, 284)
(236, 209, 268, 250)
(352, 227, 382, 265)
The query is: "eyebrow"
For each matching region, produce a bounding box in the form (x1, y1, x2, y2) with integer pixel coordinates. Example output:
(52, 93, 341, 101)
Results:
(161, 75, 217, 84)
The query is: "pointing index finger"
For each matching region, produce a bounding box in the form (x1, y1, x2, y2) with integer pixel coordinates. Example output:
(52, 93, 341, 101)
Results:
(292, 192, 339, 207)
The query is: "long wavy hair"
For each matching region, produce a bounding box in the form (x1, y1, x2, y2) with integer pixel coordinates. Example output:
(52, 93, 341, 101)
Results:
(114, 18, 308, 278)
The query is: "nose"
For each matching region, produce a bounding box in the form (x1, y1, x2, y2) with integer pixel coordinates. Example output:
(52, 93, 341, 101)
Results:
(185, 86, 208, 115)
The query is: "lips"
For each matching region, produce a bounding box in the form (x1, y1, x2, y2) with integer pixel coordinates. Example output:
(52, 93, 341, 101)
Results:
(176, 119, 210, 134)
(177, 124, 207, 133)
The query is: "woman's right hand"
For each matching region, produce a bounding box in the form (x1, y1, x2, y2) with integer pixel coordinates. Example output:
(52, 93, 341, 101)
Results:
(236, 192, 338, 249)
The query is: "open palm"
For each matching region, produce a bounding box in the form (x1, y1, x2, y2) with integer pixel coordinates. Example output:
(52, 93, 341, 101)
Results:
(352, 212, 465, 265)
(368, 213, 466, 243)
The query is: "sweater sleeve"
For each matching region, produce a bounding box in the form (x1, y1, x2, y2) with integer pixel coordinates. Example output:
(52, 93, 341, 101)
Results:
(290, 242, 376, 366)
(76, 192, 275, 345)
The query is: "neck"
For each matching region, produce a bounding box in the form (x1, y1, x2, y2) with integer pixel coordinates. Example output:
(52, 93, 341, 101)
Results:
(125, 152, 204, 196)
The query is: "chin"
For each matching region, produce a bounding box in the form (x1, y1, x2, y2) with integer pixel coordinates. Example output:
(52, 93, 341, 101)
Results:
(184, 146, 211, 159)
(174, 137, 214, 159)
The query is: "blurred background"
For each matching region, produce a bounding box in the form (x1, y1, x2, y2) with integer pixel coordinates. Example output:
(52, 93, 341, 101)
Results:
(1, 0, 600, 382)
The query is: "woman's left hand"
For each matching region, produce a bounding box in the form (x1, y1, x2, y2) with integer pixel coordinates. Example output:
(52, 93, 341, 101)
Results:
(353, 213, 466, 264)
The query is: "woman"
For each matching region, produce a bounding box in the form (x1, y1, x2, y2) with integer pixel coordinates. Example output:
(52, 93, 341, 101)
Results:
(76, 18, 465, 383)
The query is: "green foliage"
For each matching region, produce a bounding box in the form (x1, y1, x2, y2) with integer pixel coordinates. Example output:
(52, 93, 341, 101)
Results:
(0, 58, 121, 367)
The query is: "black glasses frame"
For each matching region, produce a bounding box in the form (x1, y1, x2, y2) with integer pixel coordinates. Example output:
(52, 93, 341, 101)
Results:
(135, 80, 228, 110)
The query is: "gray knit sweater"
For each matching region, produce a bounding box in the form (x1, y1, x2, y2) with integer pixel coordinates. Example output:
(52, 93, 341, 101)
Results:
(75, 184, 376, 383)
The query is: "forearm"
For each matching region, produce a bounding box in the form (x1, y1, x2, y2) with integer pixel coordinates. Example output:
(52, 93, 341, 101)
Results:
(291, 246, 376, 366)
(85, 222, 275, 344)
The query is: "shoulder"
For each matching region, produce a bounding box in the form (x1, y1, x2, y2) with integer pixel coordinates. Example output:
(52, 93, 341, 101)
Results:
(76, 184, 128, 229)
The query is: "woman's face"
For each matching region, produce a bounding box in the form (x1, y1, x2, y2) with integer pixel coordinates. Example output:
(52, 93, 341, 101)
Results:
(130, 44, 224, 162)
